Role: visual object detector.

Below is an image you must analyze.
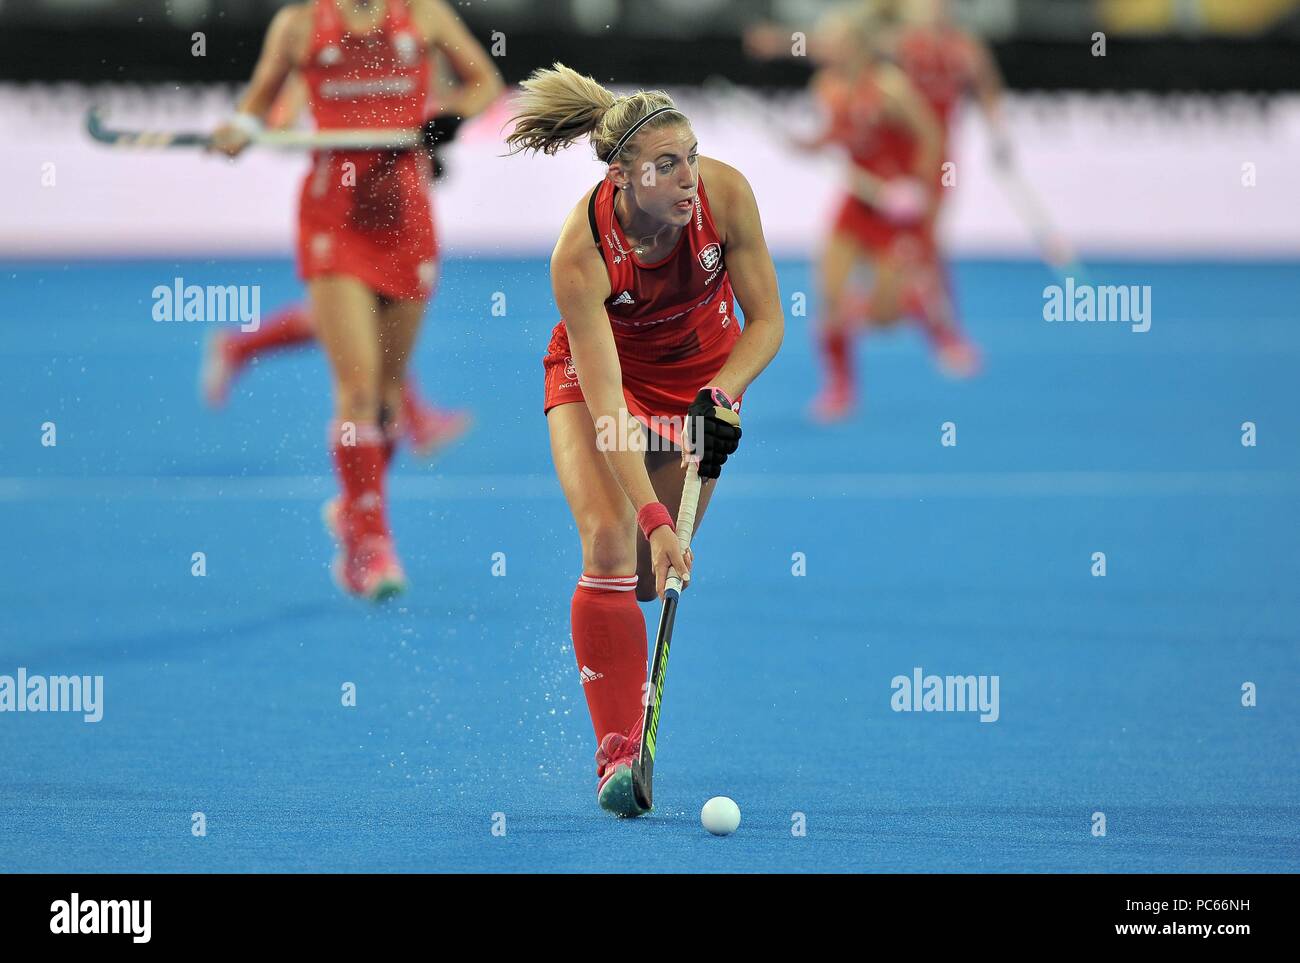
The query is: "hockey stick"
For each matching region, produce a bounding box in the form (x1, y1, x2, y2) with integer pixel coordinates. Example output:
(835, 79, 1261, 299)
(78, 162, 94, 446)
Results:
(992, 164, 1088, 284)
(85, 108, 421, 151)
(632, 461, 703, 812)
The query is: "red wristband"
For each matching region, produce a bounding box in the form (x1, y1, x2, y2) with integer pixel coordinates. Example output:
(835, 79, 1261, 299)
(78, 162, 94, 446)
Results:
(637, 502, 675, 540)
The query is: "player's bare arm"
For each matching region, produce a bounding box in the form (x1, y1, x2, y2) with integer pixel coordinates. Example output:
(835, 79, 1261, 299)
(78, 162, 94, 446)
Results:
(210, 4, 310, 155)
(697, 157, 783, 401)
(967, 32, 1012, 161)
(418, 0, 505, 119)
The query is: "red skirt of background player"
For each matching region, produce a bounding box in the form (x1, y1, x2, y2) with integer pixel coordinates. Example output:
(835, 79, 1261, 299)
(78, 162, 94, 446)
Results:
(831, 193, 940, 263)
(542, 317, 743, 448)
(297, 150, 438, 301)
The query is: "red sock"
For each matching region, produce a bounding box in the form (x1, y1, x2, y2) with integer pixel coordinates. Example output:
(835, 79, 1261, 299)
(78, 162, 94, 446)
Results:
(330, 420, 389, 541)
(400, 376, 434, 421)
(225, 303, 315, 368)
(819, 328, 854, 392)
(571, 574, 647, 743)
(904, 267, 962, 350)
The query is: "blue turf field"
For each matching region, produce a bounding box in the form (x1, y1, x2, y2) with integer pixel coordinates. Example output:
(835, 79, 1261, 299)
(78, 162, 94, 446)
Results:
(1, 256, 1297, 872)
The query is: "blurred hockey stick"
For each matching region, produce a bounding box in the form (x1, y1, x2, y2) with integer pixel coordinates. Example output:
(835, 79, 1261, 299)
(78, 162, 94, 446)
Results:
(85, 108, 420, 151)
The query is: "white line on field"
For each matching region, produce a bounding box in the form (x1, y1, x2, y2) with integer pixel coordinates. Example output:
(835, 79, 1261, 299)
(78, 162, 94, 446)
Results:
(0, 471, 1297, 502)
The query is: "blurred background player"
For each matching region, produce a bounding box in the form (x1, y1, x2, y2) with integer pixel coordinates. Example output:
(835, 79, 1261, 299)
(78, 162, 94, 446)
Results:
(748, 0, 1011, 420)
(798, 6, 953, 421)
(506, 65, 783, 816)
(209, 0, 503, 600)
(201, 66, 473, 461)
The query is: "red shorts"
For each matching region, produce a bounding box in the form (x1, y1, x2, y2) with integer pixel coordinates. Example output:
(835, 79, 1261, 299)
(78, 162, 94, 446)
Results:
(542, 320, 741, 447)
(832, 194, 937, 263)
(297, 151, 438, 301)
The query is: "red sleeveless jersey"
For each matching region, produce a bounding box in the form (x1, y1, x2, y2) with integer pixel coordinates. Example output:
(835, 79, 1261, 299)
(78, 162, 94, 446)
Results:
(301, 0, 429, 131)
(817, 70, 918, 180)
(894, 25, 977, 128)
(592, 176, 736, 359)
(295, 0, 436, 300)
(816, 68, 940, 257)
(542, 173, 742, 426)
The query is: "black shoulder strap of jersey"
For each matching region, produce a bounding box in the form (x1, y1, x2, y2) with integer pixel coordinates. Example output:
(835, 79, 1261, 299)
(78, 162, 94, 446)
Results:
(587, 183, 601, 249)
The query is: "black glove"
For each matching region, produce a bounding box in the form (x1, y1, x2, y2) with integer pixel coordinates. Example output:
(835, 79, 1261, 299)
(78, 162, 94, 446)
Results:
(421, 114, 463, 182)
(685, 386, 742, 480)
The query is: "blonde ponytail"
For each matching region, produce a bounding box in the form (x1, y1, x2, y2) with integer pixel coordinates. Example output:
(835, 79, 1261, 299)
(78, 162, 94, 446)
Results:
(505, 63, 685, 164)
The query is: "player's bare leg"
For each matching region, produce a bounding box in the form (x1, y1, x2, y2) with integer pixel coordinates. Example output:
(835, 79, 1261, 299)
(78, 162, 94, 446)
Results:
(901, 253, 981, 377)
(401, 374, 471, 460)
(860, 250, 908, 329)
(199, 295, 470, 451)
(811, 231, 868, 422)
(549, 402, 651, 816)
(312, 276, 403, 600)
(375, 295, 426, 454)
(200, 302, 315, 407)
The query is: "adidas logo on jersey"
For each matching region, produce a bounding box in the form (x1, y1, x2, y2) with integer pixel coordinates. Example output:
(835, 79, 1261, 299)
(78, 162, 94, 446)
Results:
(611, 290, 635, 306)
(579, 665, 605, 685)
